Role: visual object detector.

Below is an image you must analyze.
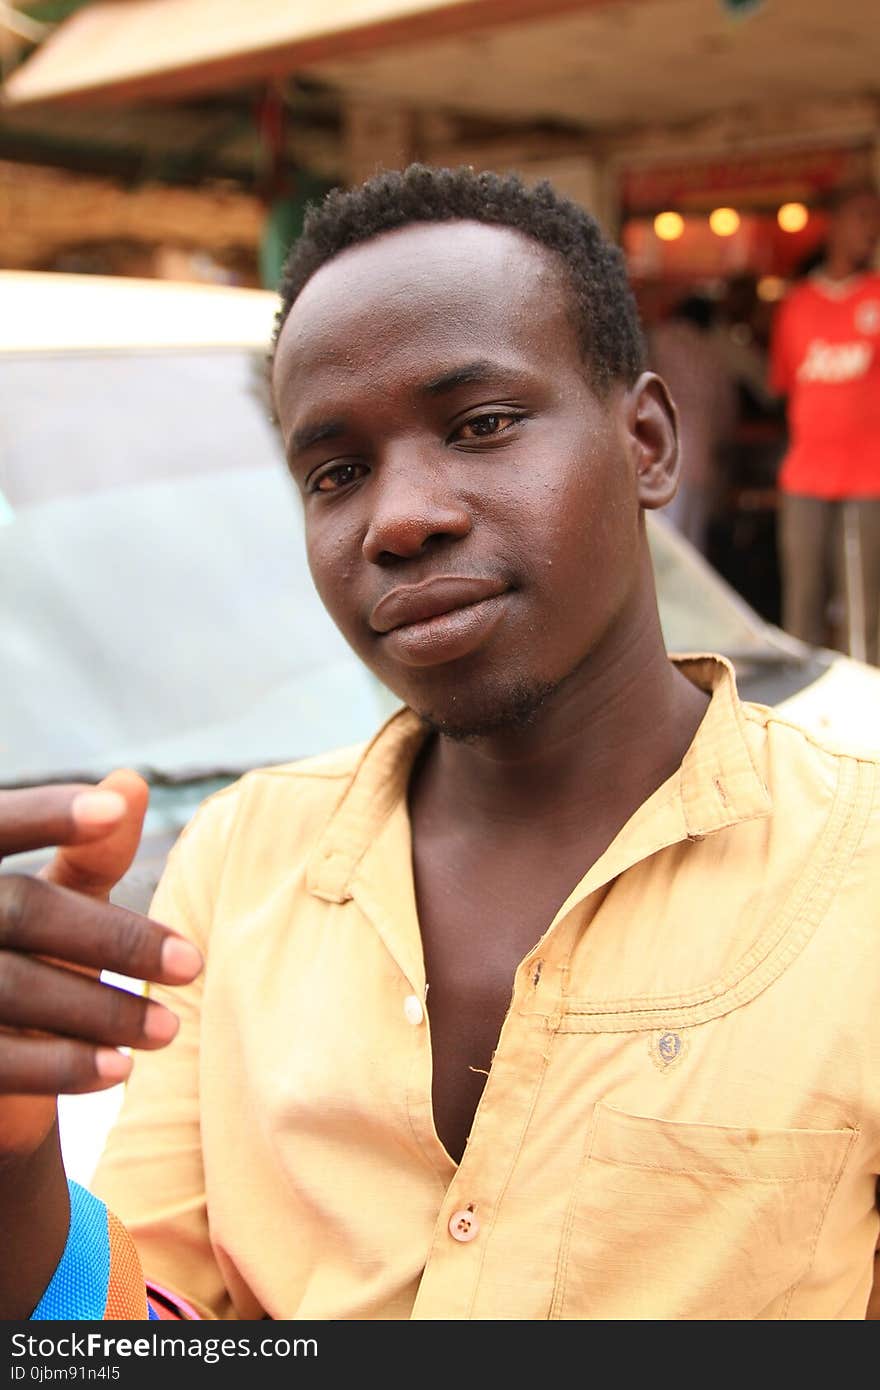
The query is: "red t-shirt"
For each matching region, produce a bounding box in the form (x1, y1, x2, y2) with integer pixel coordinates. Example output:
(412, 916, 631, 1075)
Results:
(769, 271, 880, 498)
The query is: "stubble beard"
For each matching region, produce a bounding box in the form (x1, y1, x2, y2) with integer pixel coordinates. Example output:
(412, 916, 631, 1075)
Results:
(413, 673, 566, 744)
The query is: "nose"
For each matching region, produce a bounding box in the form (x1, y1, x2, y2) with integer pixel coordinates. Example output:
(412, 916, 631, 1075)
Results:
(361, 448, 472, 564)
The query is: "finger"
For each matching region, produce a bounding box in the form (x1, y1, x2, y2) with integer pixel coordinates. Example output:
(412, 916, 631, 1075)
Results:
(0, 1034, 133, 1096)
(0, 876, 202, 985)
(43, 769, 150, 898)
(0, 953, 180, 1049)
(0, 783, 127, 860)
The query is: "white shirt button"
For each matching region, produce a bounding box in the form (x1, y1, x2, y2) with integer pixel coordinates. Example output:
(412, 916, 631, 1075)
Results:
(403, 994, 424, 1025)
(448, 1209, 480, 1242)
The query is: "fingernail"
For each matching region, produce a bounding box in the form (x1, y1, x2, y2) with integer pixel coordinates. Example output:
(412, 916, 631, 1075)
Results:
(161, 935, 203, 979)
(72, 790, 127, 825)
(143, 1003, 179, 1044)
(95, 1049, 133, 1081)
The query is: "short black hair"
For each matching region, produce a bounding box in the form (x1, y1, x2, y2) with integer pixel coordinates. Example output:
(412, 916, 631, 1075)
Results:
(817, 181, 880, 216)
(670, 293, 716, 332)
(271, 163, 645, 395)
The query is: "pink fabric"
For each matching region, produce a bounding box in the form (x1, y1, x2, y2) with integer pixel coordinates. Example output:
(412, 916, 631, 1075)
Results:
(146, 1279, 203, 1321)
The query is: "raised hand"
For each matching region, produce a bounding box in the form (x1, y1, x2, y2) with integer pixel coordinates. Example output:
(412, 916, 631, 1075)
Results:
(0, 771, 202, 1156)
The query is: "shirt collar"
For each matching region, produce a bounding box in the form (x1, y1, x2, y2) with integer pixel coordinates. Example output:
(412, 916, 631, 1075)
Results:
(673, 653, 772, 839)
(809, 269, 872, 300)
(307, 652, 771, 903)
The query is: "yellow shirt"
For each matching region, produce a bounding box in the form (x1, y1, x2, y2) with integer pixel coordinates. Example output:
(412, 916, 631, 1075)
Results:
(92, 655, 880, 1320)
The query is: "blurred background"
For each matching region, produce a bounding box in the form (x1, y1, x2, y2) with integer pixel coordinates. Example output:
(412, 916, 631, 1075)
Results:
(3, 0, 878, 624)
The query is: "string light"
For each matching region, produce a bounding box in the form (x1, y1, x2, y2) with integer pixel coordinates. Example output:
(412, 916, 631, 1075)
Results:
(709, 207, 741, 237)
(777, 202, 809, 233)
(757, 276, 786, 302)
(654, 211, 684, 241)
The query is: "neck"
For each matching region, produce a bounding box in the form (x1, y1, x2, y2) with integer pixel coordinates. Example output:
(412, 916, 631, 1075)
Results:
(819, 252, 866, 283)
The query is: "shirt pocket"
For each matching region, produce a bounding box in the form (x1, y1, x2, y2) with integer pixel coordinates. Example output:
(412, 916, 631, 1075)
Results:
(550, 1102, 856, 1320)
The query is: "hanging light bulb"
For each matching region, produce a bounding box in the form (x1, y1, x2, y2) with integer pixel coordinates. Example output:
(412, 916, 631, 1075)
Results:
(777, 202, 809, 233)
(709, 207, 741, 237)
(654, 211, 685, 241)
(757, 276, 786, 302)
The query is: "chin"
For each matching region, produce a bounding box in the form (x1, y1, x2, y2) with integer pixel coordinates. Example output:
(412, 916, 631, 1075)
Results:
(411, 675, 561, 743)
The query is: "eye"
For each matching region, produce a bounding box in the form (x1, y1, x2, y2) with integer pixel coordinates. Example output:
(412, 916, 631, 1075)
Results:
(454, 412, 523, 442)
(310, 462, 368, 494)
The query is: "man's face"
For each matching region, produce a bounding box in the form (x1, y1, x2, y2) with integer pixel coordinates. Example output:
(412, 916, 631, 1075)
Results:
(830, 192, 880, 271)
(272, 221, 661, 738)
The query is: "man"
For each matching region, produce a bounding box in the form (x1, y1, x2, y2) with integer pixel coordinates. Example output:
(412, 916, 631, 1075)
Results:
(770, 183, 880, 664)
(1, 166, 879, 1322)
(646, 292, 737, 555)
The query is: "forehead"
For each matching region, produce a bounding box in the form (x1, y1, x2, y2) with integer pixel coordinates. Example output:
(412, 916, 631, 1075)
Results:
(272, 220, 577, 395)
(836, 192, 880, 221)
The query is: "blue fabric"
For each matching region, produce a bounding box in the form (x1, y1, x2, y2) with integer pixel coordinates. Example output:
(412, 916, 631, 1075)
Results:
(31, 1181, 110, 1320)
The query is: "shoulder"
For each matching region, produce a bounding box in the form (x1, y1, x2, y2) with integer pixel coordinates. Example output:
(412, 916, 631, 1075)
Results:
(149, 707, 421, 932)
(178, 738, 372, 850)
(742, 698, 880, 841)
(167, 699, 421, 861)
(242, 739, 370, 785)
(743, 693, 880, 762)
(855, 274, 880, 311)
(777, 280, 813, 316)
(148, 735, 383, 932)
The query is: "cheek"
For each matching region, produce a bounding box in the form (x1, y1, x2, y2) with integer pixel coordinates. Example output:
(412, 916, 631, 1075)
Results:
(305, 522, 361, 634)
(532, 448, 636, 574)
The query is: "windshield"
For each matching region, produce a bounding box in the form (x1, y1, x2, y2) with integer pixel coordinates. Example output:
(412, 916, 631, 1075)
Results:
(0, 346, 395, 787)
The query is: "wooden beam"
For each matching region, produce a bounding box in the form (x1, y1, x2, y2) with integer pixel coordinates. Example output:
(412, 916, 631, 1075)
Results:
(1, 0, 644, 108)
(0, 158, 263, 268)
(594, 95, 880, 163)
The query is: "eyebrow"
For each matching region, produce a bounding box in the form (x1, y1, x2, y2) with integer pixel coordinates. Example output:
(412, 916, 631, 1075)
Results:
(420, 360, 518, 397)
(290, 418, 348, 456)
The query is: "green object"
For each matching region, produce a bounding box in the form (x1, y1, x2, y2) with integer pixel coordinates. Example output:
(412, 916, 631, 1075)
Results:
(719, 0, 765, 14)
(20, 1, 92, 22)
(259, 174, 337, 291)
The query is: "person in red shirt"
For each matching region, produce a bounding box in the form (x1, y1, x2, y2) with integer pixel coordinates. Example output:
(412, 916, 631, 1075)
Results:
(770, 183, 880, 665)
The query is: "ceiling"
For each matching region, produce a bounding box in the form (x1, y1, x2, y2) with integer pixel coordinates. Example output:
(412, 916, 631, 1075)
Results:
(2, 0, 877, 130)
(306, 0, 879, 128)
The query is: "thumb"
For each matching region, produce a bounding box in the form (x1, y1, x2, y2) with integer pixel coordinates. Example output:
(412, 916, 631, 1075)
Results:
(42, 768, 150, 899)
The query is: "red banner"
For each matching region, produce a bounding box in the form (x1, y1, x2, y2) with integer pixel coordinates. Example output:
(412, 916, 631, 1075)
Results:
(621, 145, 871, 213)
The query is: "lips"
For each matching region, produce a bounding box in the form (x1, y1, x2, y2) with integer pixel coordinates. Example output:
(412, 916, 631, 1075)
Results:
(370, 576, 509, 634)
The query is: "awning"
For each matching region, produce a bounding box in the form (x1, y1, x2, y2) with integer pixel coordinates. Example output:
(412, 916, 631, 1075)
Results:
(0, 0, 590, 107)
(3, 0, 875, 151)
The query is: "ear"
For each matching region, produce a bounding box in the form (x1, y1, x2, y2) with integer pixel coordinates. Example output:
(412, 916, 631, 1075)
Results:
(622, 371, 680, 510)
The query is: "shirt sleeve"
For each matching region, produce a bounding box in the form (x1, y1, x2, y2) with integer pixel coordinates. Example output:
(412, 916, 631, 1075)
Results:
(29, 1180, 197, 1320)
(87, 787, 245, 1321)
